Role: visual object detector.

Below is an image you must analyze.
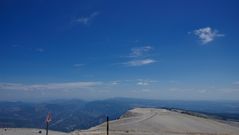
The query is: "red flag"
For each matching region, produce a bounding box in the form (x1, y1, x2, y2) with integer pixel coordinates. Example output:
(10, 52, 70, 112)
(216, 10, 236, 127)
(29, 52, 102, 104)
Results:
(45, 112, 52, 123)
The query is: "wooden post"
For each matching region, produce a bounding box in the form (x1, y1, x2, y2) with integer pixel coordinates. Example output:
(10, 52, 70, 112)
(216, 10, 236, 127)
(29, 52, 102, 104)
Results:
(107, 116, 109, 135)
(46, 122, 49, 135)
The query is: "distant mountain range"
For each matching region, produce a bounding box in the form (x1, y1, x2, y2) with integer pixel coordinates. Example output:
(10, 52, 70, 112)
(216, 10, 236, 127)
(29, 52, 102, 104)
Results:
(0, 98, 239, 132)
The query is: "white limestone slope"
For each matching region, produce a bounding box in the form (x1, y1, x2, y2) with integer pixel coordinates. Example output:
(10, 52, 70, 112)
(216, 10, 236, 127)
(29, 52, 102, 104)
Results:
(1, 108, 239, 135)
(73, 108, 239, 135)
(0, 128, 68, 135)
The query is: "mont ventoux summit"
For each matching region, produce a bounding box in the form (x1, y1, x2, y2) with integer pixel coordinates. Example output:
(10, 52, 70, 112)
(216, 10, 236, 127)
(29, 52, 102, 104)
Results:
(0, 0, 239, 135)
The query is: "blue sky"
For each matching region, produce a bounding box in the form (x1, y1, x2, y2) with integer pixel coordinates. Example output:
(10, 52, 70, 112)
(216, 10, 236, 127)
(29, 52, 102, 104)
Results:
(0, 0, 239, 101)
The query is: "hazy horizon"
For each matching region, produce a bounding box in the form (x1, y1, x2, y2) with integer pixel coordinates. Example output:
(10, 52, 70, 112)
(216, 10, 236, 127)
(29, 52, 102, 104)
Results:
(1, 96, 239, 103)
(1, 0, 239, 101)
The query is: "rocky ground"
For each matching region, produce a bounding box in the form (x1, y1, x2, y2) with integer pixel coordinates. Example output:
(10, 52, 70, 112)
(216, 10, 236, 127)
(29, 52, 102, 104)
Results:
(1, 108, 239, 135)
(0, 128, 68, 135)
(73, 108, 239, 135)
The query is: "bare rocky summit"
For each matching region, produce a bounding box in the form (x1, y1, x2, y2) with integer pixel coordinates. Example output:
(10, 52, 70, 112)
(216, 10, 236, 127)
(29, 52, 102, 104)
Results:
(0, 128, 68, 135)
(73, 108, 239, 135)
(1, 108, 239, 135)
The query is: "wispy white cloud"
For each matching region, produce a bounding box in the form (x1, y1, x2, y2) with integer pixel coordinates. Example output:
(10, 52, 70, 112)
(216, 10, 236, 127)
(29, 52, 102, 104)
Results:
(123, 46, 156, 66)
(191, 27, 224, 44)
(129, 46, 153, 58)
(111, 81, 120, 85)
(125, 59, 156, 66)
(76, 12, 100, 25)
(137, 81, 149, 86)
(137, 79, 159, 86)
(0, 81, 102, 91)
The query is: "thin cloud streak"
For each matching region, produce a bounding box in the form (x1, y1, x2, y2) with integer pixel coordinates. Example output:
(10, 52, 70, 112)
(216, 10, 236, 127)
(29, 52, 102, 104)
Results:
(76, 12, 100, 25)
(123, 46, 157, 67)
(125, 59, 156, 66)
(0, 82, 102, 91)
(129, 46, 153, 58)
(137, 79, 159, 86)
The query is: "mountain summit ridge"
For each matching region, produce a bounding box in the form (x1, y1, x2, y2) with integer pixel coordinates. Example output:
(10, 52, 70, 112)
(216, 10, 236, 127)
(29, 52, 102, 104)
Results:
(73, 108, 239, 135)
(1, 107, 239, 135)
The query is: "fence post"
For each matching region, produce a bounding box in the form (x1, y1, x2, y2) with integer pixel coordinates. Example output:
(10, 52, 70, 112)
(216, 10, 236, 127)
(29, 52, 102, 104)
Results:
(46, 122, 49, 135)
(107, 116, 109, 135)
